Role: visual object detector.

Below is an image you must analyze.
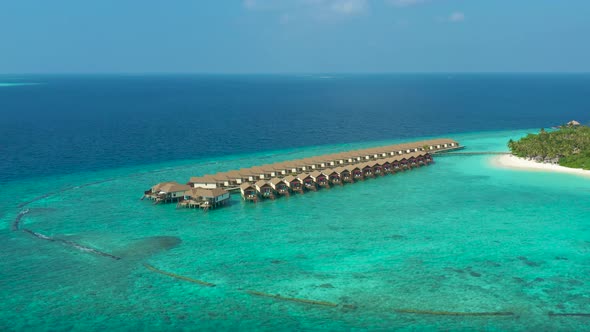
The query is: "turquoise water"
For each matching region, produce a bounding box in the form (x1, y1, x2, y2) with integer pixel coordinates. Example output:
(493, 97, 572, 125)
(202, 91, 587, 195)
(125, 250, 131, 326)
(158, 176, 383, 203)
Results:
(2, 129, 590, 331)
(0, 83, 38, 87)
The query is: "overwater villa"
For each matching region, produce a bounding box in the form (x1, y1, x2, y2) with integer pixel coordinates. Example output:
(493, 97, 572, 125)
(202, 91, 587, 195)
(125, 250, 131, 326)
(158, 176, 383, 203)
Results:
(180, 187, 230, 209)
(333, 166, 352, 183)
(310, 171, 330, 188)
(144, 182, 192, 204)
(283, 175, 303, 193)
(144, 138, 461, 209)
(325, 169, 342, 185)
(269, 178, 290, 196)
(297, 173, 317, 191)
(351, 166, 363, 180)
(240, 183, 258, 202)
(255, 180, 275, 199)
(361, 163, 374, 178)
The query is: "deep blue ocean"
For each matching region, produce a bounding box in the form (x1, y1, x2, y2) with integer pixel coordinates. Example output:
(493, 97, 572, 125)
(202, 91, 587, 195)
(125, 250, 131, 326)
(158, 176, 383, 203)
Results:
(2, 74, 590, 331)
(2, 74, 589, 183)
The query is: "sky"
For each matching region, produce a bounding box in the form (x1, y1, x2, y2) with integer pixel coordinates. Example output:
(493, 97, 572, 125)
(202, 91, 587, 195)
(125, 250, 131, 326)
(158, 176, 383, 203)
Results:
(0, 0, 589, 73)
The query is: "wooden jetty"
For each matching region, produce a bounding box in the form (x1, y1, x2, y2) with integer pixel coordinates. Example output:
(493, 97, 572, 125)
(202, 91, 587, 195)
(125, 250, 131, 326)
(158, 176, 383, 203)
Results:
(144, 138, 461, 209)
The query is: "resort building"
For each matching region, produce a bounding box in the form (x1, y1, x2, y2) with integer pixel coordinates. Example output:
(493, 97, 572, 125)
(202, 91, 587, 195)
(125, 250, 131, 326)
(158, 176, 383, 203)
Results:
(351, 166, 363, 180)
(188, 175, 220, 189)
(144, 181, 191, 203)
(325, 169, 341, 185)
(240, 183, 258, 202)
(297, 173, 317, 191)
(255, 180, 275, 199)
(333, 166, 352, 183)
(361, 163, 374, 178)
(269, 178, 290, 196)
(148, 138, 461, 208)
(182, 188, 230, 209)
(283, 175, 303, 193)
(310, 171, 329, 188)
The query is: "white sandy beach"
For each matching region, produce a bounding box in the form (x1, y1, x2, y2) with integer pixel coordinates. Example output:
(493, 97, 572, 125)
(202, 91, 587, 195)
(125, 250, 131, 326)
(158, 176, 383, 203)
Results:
(492, 154, 590, 178)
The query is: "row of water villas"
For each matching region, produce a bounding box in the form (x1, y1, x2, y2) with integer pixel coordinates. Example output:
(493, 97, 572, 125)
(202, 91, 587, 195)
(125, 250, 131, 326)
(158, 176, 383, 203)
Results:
(143, 138, 460, 209)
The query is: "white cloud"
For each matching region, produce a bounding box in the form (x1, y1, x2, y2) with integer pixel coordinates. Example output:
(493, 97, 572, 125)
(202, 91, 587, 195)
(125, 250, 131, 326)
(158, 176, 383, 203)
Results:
(448, 11, 465, 22)
(388, 0, 427, 7)
(279, 13, 292, 24)
(243, 0, 368, 20)
(330, 0, 367, 15)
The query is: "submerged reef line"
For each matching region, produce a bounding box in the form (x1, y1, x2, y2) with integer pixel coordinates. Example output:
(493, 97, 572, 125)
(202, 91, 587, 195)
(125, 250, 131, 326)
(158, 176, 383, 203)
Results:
(143, 263, 216, 287)
(548, 312, 590, 317)
(12, 209, 30, 231)
(394, 309, 515, 317)
(12, 208, 121, 260)
(245, 290, 339, 308)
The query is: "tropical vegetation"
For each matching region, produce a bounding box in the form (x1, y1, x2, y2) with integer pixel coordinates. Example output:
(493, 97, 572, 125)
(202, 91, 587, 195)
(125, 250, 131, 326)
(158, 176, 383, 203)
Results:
(508, 124, 590, 170)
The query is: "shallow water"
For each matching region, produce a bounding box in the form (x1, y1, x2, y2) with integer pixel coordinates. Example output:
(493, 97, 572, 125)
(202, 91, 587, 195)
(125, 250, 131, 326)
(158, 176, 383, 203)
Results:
(2, 129, 590, 331)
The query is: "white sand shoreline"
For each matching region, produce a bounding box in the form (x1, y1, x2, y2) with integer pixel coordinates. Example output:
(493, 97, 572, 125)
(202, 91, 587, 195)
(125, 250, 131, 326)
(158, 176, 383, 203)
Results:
(491, 154, 590, 178)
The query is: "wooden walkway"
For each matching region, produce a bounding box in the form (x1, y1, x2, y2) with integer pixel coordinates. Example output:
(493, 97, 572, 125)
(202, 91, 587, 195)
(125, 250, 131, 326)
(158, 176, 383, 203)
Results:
(436, 151, 510, 156)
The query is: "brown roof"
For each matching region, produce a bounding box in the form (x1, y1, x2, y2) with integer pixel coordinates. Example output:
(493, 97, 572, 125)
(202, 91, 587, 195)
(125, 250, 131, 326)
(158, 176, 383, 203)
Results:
(238, 168, 257, 176)
(152, 181, 191, 193)
(310, 170, 325, 178)
(269, 178, 287, 185)
(297, 173, 312, 179)
(223, 170, 247, 179)
(239, 182, 254, 190)
(248, 166, 266, 173)
(283, 175, 297, 182)
(185, 188, 228, 198)
(255, 180, 270, 187)
(323, 168, 337, 175)
(189, 176, 215, 184)
(258, 164, 281, 172)
(333, 166, 350, 173)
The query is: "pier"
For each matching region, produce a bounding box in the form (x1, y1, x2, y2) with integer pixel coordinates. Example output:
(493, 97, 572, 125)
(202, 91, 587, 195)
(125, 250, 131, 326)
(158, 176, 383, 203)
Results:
(144, 138, 461, 210)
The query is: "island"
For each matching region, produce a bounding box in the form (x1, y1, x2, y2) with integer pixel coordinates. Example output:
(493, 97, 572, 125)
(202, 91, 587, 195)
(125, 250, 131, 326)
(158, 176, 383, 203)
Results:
(494, 121, 590, 176)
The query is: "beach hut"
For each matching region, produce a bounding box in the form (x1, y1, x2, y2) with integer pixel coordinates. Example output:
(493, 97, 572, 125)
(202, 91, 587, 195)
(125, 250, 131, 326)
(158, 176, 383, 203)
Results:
(371, 161, 383, 176)
(408, 156, 418, 168)
(188, 175, 219, 189)
(304, 157, 328, 170)
(258, 164, 280, 178)
(240, 182, 258, 202)
(255, 180, 275, 199)
(224, 170, 250, 185)
(343, 151, 362, 163)
(279, 160, 307, 175)
(269, 178, 290, 196)
(331, 153, 351, 165)
(270, 162, 291, 176)
(324, 169, 342, 185)
(424, 153, 433, 164)
(333, 166, 352, 183)
(297, 173, 317, 191)
(361, 163, 374, 178)
(283, 175, 303, 193)
(145, 181, 191, 203)
(183, 188, 230, 209)
(351, 166, 363, 180)
(249, 166, 272, 180)
(310, 171, 329, 188)
(381, 160, 392, 174)
(400, 158, 409, 169)
(238, 168, 260, 182)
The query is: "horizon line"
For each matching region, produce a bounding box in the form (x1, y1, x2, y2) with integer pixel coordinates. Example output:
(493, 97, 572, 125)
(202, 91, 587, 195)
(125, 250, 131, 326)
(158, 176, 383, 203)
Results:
(1, 71, 590, 76)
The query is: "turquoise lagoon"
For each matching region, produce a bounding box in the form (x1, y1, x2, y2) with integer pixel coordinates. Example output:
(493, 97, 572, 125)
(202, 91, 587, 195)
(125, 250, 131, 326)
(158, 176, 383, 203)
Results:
(2, 129, 590, 331)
